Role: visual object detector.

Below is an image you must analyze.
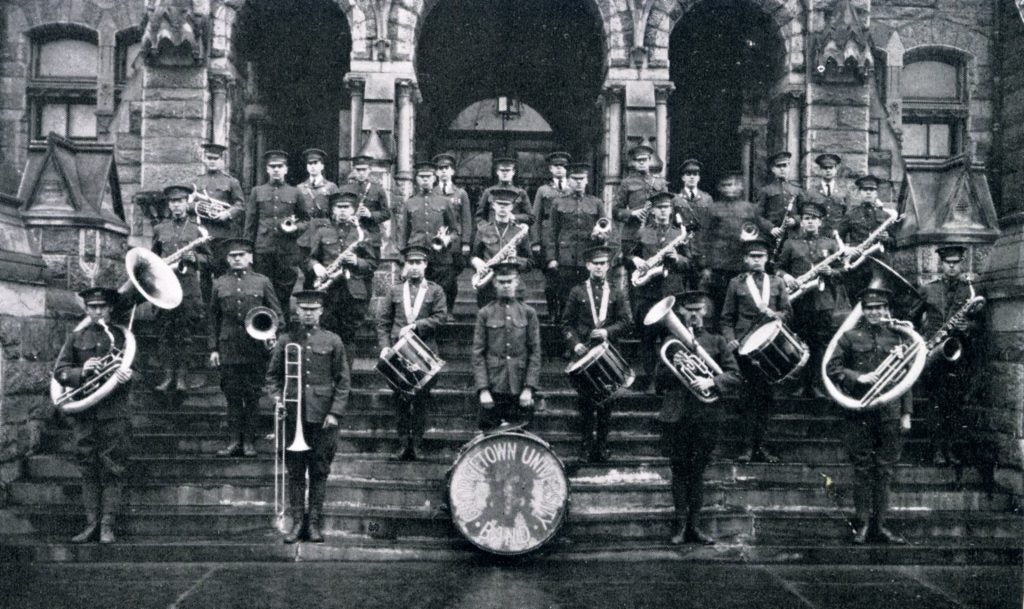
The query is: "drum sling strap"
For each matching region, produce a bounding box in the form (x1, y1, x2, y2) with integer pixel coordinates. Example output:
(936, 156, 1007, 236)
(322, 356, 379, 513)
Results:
(585, 280, 609, 329)
(745, 273, 772, 314)
(403, 280, 428, 323)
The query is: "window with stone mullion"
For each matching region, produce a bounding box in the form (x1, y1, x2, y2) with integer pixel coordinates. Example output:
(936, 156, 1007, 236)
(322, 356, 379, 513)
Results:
(900, 53, 968, 160)
(27, 26, 100, 142)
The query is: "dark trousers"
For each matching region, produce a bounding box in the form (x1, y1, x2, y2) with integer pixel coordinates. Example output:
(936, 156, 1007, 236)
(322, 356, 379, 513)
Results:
(73, 415, 131, 484)
(635, 296, 665, 378)
(543, 265, 560, 321)
(662, 414, 719, 523)
(254, 250, 298, 320)
(790, 302, 835, 394)
(156, 272, 204, 371)
(221, 363, 266, 439)
(702, 269, 740, 332)
(201, 238, 231, 304)
(844, 410, 903, 526)
(578, 397, 612, 449)
(392, 390, 431, 444)
(322, 290, 365, 368)
(737, 380, 776, 452)
(478, 392, 533, 431)
(922, 369, 969, 457)
(284, 421, 339, 519)
(427, 262, 457, 314)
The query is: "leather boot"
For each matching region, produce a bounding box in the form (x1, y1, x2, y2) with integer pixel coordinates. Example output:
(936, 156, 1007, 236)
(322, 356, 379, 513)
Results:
(669, 518, 688, 545)
(242, 438, 257, 457)
(71, 483, 101, 543)
(406, 435, 419, 462)
(154, 368, 175, 393)
(592, 424, 610, 464)
(98, 486, 120, 544)
(217, 438, 243, 457)
(306, 510, 324, 543)
(852, 522, 871, 544)
(578, 435, 593, 463)
(872, 485, 906, 544)
(392, 434, 410, 461)
(683, 525, 715, 545)
(283, 484, 306, 544)
(306, 480, 326, 543)
(174, 368, 190, 392)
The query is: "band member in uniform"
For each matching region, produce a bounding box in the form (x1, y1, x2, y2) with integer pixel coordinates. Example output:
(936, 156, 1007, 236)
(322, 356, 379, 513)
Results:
(543, 162, 608, 325)
(470, 187, 532, 306)
(776, 201, 843, 397)
(838, 175, 896, 293)
(721, 238, 792, 463)
(561, 246, 631, 462)
(673, 158, 714, 218)
(244, 150, 311, 319)
(208, 238, 284, 457)
(376, 245, 448, 460)
(658, 290, 741, 545)
(826, 286, 913, 544)
(306, 191, 380, 354)
(296, 148, 341, 288)
(191, 142, 244, 299)
(475, 156, 533, 226)
(807, 153, 848, 236)
(630, 192, 691, 392)
(472, 261, 542, 431)
(150, 185, 210, 393)
(532, 152, 573, 320)
(432, 153, 474, 308)
(918, 245, 983, 465)
(613, 144, 667, 265)
(339, 154, 391, 237)
(54, 287, 133, 544)
(399, 161, 460, 318)
(266, 290, 349, 544)
(755, 151, 806, 249)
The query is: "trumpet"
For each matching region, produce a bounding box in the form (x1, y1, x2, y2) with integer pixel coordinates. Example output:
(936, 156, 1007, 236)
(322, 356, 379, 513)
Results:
(189, 185, 233, 221)
(431, 226, 453, 251)
(643, 296, 723, 403)
(245, 306, 279, 349)
(591, 217, 612, 241)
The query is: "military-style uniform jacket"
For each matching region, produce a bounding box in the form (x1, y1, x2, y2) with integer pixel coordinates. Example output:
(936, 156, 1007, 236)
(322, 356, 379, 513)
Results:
(703, 199, 770, 272)
(473, 221, 532, 270)
(613, 173, 667, 244)
(399, 191, 461, 265)
(919, 276, 980, 338)
(544, 191, 606, 267)
(825, 319, 915, 420)
(672, 190, 712, 270)
(673, 187, 714, 222)
(476, 184, 533, 226)
(266, 325, 350, 423)
(838, 202, 895, 249)
(244, 181, 311, 254)
(298, 178, 341, 219)
(376, 278, 448, 352)
(472, 298, 542, 395)
(630, 223, 692, 298)
(191, 170, 245, 239)
(755, 179, 806, 238)
(657, 329, 741, 423)
(561, 278, 632, 351)
(433, 182, 474, 250)
(339, 178, 391, 233)
(531, 180, 573, 250)
(151, 216, 210, 308)
(54, 322, 132, 420)
(720, 272, 793, 343)
(776, 232, 841, 311)
(806, 180, 849, 235)
(207, 269, 284, 365)
(305, 221, 380, 300)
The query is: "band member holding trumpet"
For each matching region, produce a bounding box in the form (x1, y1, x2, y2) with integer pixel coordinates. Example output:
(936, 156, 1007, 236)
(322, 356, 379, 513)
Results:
(266, 290, 350, 544)
(191, 142, 244, 296)
(151, 185, 211, 393)
(470, 187, 532, 307)
(376, 245, 449, 460)
(208, 238, 283, 457)
(472, 261, 542, 431)
(432, 153, 474, 309)
(720, 238, 792, 463)
(399, 161, 460, 317)
(655, 290, 741, 545)
(562, 246, 632, 462)
(531, 152, 573, 321)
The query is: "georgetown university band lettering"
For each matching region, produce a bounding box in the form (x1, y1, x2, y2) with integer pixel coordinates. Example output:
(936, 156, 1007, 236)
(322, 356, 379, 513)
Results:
(52, 142, 985, 552)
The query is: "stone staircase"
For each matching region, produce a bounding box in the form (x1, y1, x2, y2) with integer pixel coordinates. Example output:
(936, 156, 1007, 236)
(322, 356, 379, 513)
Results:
(2, 270, 1020, 564)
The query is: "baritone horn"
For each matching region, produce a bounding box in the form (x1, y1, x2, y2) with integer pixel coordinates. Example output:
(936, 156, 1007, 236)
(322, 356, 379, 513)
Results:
(643, 295, 722, 403)
(245, 306, 279, 349)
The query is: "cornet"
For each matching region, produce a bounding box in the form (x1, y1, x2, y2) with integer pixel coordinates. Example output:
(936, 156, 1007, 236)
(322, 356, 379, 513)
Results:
(189, 185, 233, 221)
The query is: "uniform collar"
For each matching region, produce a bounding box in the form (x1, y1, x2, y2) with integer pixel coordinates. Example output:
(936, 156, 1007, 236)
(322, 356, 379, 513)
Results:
(232, 268, 249, 278)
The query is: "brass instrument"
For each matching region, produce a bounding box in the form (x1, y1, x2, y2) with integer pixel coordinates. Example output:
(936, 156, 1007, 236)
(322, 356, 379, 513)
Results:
(274, 342, 311, 528)
(50, 319, 138, 415)
(630, 226, 689, 287)
(356, 180, 371, 220)
(771, 194, 798, 260)
(314, 221, 365, 290)
(842, 208, 902, 271)
(787, 247, 846, 301)
(189, 185, 233, 221)
(635, 200, 653, 226)
(119, 247, 184, 310)
(163, 226, 212, 275)
(431, 226, 453, 251)
(643, 295, 722, 403)
(280, 215, 299, 234)
(925, 281, 985, 365)
(471, 223, 530, 289)
(740, 222, 760, 241)
(245, 306, 279, 349)
(590, 217, 612, 241)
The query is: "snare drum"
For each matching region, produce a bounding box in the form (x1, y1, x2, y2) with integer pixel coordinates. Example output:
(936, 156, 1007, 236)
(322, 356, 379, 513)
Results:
(735, 320, 809, 384)
(376, 332, 446, 395)
(565, 341, 636, 404)
(448, 429, 569, 555)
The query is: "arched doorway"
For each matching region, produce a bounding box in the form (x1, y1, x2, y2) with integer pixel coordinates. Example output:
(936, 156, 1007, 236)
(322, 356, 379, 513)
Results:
(667, 0, 785, 195)
(234, 0, 351, 184)
(415, 0, 605, 198)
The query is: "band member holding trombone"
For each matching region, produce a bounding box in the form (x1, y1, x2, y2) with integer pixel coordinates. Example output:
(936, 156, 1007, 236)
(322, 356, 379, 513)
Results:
(266, 290, 350, 544)
(192, 142, 244, 294)
(376, 245, 448, 461)
(54, 287, 134, 544)
(208, 238, 283, 457)
(151, 185, 211, 393)
(470, 187, 532, 307)
(562, 246, 632, 462)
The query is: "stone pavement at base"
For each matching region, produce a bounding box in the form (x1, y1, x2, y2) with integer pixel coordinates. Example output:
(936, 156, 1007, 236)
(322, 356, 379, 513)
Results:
(0, 562, 1019, 609)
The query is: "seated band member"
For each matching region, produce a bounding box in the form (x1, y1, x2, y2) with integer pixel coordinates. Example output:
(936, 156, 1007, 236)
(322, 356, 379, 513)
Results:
(720, 238, 792, 463)
(151, 184, 210, 393)
(54, 287, 133, 544)
(376, 245, 448, 461)
(472, 261, 541, 432)
(470, 187, 532, 307)
(658, 290, 741, 545)
(266, 290, 349, 544)
(561, 245, 632, 462)
(208, 238, 283, 457)
(826, 286, 913, 545)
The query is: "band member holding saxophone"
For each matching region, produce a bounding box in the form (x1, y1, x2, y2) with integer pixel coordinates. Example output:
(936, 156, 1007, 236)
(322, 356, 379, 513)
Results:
(244, 150, 312, 320)
(825, 286, 913, 544)
(339, 154, 391, 236)
(613, 144, 666, 264)
(53, 287, 133, 544)
(561, 246, 632, 462)
(755, 151, 806, 249)
(470, 187, 532, 306)
(208, 238, 283, 457)
(721, 238, 792, 463)
(531, 152, 573, 321)
(376, 245, 448, 461)
(266, 290, 350, 544)
(472, 261, 542, 431)
(475, 156, 533, 227)
(192, 142, 244, 296)
(432, 153, 474, 308)
(399, 161, 460, 319)
(657, 290, 741, 545)
(151, 185, 211, 393)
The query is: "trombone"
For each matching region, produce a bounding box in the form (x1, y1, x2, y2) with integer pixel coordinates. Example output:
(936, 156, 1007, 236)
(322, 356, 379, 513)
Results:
(274, 342, 311, 526)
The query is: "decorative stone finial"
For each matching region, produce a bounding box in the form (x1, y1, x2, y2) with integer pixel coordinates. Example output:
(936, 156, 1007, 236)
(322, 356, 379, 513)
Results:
(812, 0, 873, 83)
(141, 0, 208, 67)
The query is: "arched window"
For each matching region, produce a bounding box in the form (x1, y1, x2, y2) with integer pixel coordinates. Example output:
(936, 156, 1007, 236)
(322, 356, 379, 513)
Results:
(900, 50, 968, 159)
(28, 25, 99, 141)
(115, 28, 143, 84)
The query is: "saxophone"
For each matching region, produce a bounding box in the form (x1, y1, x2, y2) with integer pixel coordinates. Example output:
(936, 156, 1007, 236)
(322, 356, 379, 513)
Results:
(924, 281, 985, 364)
(471, 224, 530, 289)
(163, 226, 212, 275)
(842, 208, 902, 270)
(314, 220, 366, 291)
(630, 226, 689, 287)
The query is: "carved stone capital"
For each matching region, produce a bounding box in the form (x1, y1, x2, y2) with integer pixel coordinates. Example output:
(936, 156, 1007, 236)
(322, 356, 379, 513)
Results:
(654, 83, 675, 103)
(209, 71, 234, 92)
(141, 1, 209, 67)
(344, 75, 366, 96)
(812, 0, 873, 83)
(602, 85, 625, 104)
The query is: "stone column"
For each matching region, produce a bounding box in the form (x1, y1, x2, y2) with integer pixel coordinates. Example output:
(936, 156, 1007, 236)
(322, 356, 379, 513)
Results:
(654, 84, 674, 178)
(96, 28, 116, 139)
(343, 75, 365, 176)
(602, 85, 624, 205)
(785, 93, 802, 171)
(210, 72, 231, 148)
(395, 79, 417, 196)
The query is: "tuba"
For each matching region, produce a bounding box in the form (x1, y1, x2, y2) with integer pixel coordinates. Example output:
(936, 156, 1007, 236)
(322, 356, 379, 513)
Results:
(189, 185, 233, 221)
(245, 306, 279, 349)
(643, 296, 723, 403)
(50, 319, 137, 415)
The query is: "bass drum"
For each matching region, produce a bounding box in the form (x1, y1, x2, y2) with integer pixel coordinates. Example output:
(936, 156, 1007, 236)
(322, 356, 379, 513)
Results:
(447, 429, 570, 555)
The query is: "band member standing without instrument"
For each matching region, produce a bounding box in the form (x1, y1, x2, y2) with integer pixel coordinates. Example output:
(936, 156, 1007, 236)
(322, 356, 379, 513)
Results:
(399, 161, 460, 319)
(192, 142, 245, 299)
(208, 238, 283, 457)
(543, 162, 608, 325)
(339, 154, 392, 237)
(432, 153, 474, 307)
(470, 187, 533, 307)
(266, 290, 349, 544)
(151, 185, 211, 393)
(807, 153, 848, 236)
(673, 158, 714, 219)
(376, 245, 448, 460)
(244, 150, 311, 319)
(613, 144, 667, 266)
(54, 287, 133, 544)
(918, 245, 983, 466)
(755, 151, 806, 246)
(658, 290, 741, 545)
(825, 286, 913, 544)
(630, 192, 691, 393)
(532, 152, 573, 321)
(721, 238, 792, 463)
(475, 156, 533, 226)
(776, 201, 843, 397)
(562, 246, 631, 462)
(472, 261, 542, 431)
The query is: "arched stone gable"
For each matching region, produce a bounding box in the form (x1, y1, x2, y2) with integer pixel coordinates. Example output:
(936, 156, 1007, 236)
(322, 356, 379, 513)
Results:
(215, 0, 366, 60)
